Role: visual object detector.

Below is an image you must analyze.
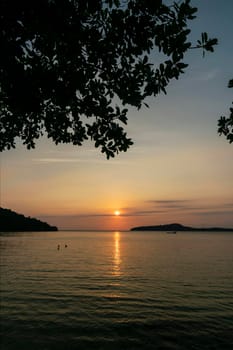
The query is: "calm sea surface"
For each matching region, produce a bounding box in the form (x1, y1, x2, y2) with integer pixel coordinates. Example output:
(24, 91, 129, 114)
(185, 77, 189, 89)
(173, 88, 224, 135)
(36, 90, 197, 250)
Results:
(0, 231, 233, 350)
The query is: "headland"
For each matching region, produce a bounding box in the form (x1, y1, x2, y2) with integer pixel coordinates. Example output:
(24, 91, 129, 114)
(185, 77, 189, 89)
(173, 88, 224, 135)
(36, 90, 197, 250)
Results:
(0, 208, 58, 232)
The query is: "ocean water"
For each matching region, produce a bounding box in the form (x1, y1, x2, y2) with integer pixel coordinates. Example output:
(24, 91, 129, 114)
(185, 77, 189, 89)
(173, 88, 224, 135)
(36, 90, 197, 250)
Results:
(0, 231, 233, 350)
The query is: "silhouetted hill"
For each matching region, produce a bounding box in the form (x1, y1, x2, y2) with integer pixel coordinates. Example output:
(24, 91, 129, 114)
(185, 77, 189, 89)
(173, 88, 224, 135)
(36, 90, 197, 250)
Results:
(0, 208, 58, 232)
(131, 223, 233, 232)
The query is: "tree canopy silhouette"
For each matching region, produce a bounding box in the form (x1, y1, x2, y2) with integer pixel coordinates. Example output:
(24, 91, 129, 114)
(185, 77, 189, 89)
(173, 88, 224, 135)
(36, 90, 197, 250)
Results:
(218, 79, 233, 144)
(0, 0, 217, 158)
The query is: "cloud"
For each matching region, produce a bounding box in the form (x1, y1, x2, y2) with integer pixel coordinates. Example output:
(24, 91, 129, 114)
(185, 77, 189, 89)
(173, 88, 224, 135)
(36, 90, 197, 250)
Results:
(194, 69, 219, 82)
(40, 213, 115, 218)
(123, 210, 167, 216)
(40, 209, 166, 219)
(193, 210, 233, 216)
(32, 156, 130, 165)
(223, 203, 233, 208)
(39, 200, 233, 222)
(33, 158, 84, 163)
(147, 199, 193, 209)
(144, 199, 233, 216)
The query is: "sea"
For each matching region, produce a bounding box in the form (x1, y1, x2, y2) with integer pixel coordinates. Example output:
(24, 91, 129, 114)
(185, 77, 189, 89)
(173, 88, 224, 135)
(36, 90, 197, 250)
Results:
(0, 230, 233, 350)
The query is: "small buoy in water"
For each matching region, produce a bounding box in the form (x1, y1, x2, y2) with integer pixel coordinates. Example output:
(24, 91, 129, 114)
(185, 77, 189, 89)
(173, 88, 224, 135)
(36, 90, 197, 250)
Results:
(57, 244, 60, 250)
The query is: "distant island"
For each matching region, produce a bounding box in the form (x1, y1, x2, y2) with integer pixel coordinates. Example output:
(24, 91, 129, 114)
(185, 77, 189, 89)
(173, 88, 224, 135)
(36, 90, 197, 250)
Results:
(131, 223, 233, 232)
(0, 208, 58, 232)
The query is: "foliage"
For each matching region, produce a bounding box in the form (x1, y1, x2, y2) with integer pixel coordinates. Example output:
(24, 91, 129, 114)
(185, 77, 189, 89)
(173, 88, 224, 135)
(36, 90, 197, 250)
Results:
(218, 79, 233, 144)
(0, 0, 217, 158)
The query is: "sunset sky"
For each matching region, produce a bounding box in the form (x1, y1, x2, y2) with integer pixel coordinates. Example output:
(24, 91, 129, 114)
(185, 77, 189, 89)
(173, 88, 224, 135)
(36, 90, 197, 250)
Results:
(1, 0, 233, 231)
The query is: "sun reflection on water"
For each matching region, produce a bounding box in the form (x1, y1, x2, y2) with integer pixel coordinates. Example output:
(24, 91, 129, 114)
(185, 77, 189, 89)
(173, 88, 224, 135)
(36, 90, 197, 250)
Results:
(113, 231, 121, 276)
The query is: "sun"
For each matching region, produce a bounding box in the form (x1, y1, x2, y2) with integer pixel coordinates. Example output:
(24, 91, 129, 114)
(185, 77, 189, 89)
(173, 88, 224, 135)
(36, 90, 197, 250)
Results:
(114, 210, 121, 216)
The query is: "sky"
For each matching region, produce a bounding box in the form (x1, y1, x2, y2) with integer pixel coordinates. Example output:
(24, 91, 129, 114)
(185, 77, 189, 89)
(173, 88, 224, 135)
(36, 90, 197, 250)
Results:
(1, 0, 233, 231)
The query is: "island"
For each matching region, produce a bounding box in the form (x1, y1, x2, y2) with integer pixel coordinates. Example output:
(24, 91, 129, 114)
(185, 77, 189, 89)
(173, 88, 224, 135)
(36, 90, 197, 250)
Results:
(131, 223, 233, 232)
(0, 208, 58, 232)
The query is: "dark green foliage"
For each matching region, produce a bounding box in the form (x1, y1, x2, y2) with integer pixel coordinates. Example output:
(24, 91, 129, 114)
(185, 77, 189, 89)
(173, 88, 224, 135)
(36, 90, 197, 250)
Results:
(0, 0, 217, 158)
(218, 79, 233, 144)
(0, 208, 58, 231)
(195, 32, 218, 57)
